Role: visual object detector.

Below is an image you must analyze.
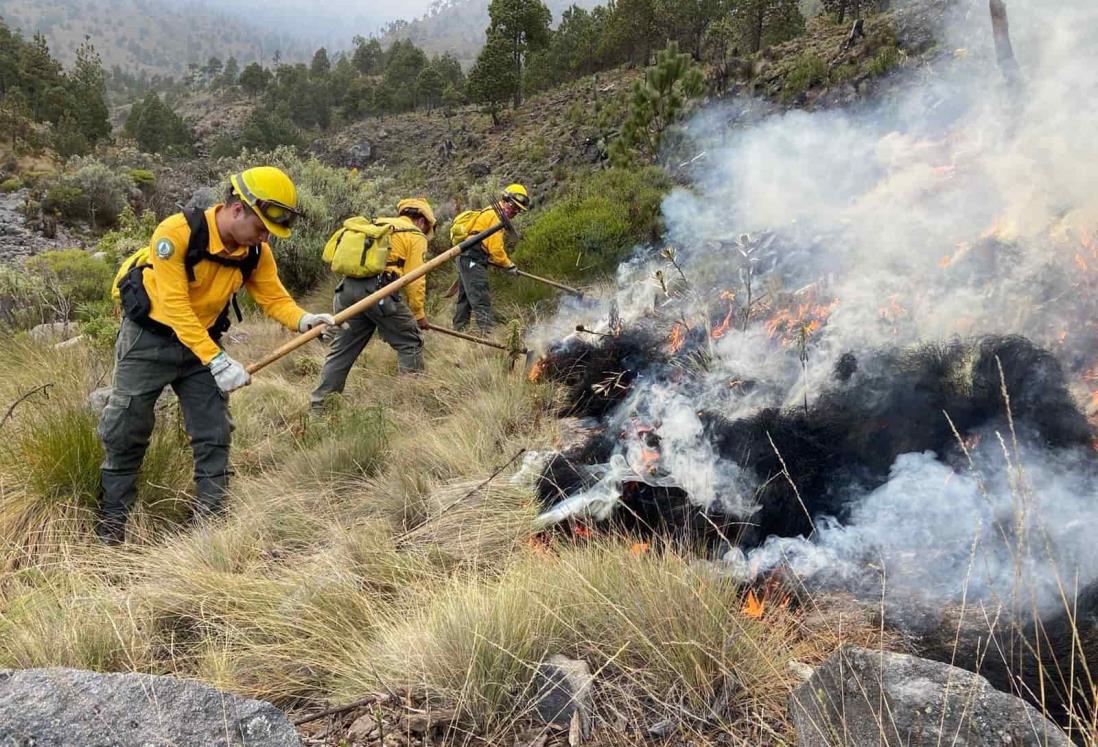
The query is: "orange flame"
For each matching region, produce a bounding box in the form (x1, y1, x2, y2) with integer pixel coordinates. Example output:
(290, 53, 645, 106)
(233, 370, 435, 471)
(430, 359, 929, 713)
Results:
(668, 322, 687, 353)
(764, 301, 837, 346)
(572, 524, 593, 539)
(742, 589, 765, 619)
(527, 359, 546, 382)
(711, 290, 737, 340)
(742, 584, 792, 619)
(639, 447, 660, 474)
(630, 542, 650, 555)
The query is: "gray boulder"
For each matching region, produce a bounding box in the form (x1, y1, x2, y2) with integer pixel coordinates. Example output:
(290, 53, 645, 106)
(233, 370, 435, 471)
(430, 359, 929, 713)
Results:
(0, 667, 302, 746)
(530, 655, 591, 731)
(28, 322, 80, 344)
(791, 645, 1071, 747)
(185, 187, 219, 212)
(346, 141, 374, 168)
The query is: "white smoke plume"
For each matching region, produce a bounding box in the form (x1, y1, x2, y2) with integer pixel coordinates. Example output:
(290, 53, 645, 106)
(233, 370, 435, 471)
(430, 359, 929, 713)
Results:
(535, 0, 1098, 610)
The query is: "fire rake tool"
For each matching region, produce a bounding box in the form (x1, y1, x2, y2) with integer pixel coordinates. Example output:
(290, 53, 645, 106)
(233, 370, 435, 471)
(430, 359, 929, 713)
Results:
(426, 323, 527, 355)
(491, 264, 585, 298)
(246, 208, 517, 375)
(426, 322, 536, 372)
(575, 324, 614, 338)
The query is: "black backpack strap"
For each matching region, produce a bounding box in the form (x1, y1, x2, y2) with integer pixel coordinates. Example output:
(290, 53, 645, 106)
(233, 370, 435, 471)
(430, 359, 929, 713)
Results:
(240, 245, 262, 281)
(182, 208, 210, 282)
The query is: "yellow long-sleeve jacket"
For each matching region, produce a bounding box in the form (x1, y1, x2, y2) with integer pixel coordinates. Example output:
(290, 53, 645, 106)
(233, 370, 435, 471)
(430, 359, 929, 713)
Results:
(116, 205, 307, 365)
(469, 207, 515, 268)
(384, 215, 428, 320)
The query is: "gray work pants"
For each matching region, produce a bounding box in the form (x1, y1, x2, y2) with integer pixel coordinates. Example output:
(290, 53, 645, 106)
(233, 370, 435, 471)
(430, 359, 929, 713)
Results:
(452, 249, 494, 331)
(97, 318, 233, 540)
(311, 275, 425, 408)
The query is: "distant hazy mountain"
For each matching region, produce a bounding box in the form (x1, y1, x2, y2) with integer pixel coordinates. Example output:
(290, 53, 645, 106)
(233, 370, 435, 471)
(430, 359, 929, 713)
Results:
(381, 0, 601, 67)
(0, 0, 316, 77)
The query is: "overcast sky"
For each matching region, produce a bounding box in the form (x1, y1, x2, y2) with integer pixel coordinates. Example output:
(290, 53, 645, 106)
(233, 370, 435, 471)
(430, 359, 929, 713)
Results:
(236, 0, 438, 41)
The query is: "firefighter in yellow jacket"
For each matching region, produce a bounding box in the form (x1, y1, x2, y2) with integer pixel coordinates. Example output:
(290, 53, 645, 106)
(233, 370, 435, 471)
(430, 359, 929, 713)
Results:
(453, 184, 530, 331)
(310, 198, 436, 410)
(96, 166, 336, 543)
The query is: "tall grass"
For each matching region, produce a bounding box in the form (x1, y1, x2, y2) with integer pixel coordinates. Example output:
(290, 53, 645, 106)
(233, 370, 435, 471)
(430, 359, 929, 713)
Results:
(0, 341, 192, 562)
(0, 317, 1008, 747)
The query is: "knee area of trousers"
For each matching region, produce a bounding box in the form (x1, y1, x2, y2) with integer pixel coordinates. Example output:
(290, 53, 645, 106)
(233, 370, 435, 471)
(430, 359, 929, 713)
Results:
(97, 393, 154, 451)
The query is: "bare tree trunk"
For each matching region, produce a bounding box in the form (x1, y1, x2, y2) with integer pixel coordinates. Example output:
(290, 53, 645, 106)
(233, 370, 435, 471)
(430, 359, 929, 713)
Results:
(989, 0, 1022, 87)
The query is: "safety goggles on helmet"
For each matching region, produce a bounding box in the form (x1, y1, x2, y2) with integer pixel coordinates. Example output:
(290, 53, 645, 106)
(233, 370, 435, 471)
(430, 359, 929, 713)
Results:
(504, 191, 530, 210)
(250, 198, 303, 229)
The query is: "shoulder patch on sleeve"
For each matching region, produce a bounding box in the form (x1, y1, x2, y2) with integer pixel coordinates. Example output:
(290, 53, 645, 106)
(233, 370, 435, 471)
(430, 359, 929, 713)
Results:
(155, 238, 175, 259)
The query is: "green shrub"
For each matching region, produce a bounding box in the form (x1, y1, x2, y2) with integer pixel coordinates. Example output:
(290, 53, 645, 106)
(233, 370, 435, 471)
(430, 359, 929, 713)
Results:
(782, 53, 828, 101)
(128, 168, 156, 192)
(0, 265, 55, 328)
(95, 205, 157, 265)
(43, 183, 87, 219)
(25, 249, 113, 318)
(44, 161, 137, 227)
(76, 300, 120, 349)
(503, 167, 670, 307)
(0, 177, 23, 193)
(830, 63, 859, 84)
(867, 45, 901, 77)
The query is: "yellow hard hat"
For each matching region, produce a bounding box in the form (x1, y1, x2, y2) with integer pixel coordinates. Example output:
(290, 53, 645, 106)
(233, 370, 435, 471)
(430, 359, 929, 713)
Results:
(229, 166, 302, 239)
(502, 183, 531, 211)
(397, 197, 437, 238)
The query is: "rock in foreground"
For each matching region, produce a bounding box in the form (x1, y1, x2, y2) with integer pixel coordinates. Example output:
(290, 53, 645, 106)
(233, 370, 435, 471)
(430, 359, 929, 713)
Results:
(791, 645, 1071, 747)
(0, 667, 302, 747)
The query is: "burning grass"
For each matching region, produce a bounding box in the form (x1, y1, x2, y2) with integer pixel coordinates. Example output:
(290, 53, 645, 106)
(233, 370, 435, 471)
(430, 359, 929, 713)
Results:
(0, 317, 896, 745)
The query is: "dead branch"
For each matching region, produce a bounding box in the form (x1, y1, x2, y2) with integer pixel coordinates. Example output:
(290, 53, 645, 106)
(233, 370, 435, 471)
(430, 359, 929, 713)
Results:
(0, 383, 54, 430)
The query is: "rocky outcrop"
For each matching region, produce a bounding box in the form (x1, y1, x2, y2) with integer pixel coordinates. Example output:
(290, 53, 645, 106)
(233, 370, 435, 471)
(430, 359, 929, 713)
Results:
(0, 667, 302, 746)
(0, 189, 80, 262)
(791, 645, 1071, 747)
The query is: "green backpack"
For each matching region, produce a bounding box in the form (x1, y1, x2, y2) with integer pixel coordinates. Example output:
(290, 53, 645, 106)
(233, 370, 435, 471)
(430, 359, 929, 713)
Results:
(449, 208, 488, 246)
(323, 217, 398, 278)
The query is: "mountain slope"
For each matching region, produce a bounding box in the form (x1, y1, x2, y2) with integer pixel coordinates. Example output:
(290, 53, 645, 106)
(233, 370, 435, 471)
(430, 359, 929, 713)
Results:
(381, 0, 601, 66)
(0, 0, 312, 76)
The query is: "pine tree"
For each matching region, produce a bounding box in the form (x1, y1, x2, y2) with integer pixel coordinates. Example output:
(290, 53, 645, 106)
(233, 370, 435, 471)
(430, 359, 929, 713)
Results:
(600, 0, 662, 66)
(125, 92, 192, 154)
(382, 40, 427, 111)
(310, 47, 331, 77)
(239, 62, 270, 98)
(352, 36, 384, 75)
(20, 32, 65, 122)
(69, 37, 110, 144)
(467, 31, 519, 124)
(416, 65, 445, 111)
(821, 0, 875, 24)
(485, 0, 551, 106)
(732, 0, 804, 53)
(610, 41, 705, 166)
(204, 55, 223, 84)
(220, 56, 239, 87)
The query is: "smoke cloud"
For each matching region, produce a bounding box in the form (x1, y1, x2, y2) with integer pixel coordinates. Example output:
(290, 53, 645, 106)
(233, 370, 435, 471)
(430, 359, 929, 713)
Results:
(534, 0, 1098, 612)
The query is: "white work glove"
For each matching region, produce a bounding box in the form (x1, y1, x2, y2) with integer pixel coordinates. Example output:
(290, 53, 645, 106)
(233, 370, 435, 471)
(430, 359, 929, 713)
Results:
(298, 312, 338, 333)
(208, 352, 251, 393)
(505, 264, 520, 276)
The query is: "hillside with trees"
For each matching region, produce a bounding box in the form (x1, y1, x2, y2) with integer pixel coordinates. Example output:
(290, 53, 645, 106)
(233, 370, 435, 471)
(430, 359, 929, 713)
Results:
(0, 0, 312, 77)
(380, 0, 602, 66)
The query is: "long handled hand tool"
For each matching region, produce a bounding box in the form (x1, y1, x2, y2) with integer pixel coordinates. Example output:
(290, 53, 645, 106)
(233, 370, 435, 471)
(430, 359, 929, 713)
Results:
(425, 323, 527, 354)
(246, 209, 516, 375)
(426, 322, 536, 372)
(490, 264, 584, 298)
